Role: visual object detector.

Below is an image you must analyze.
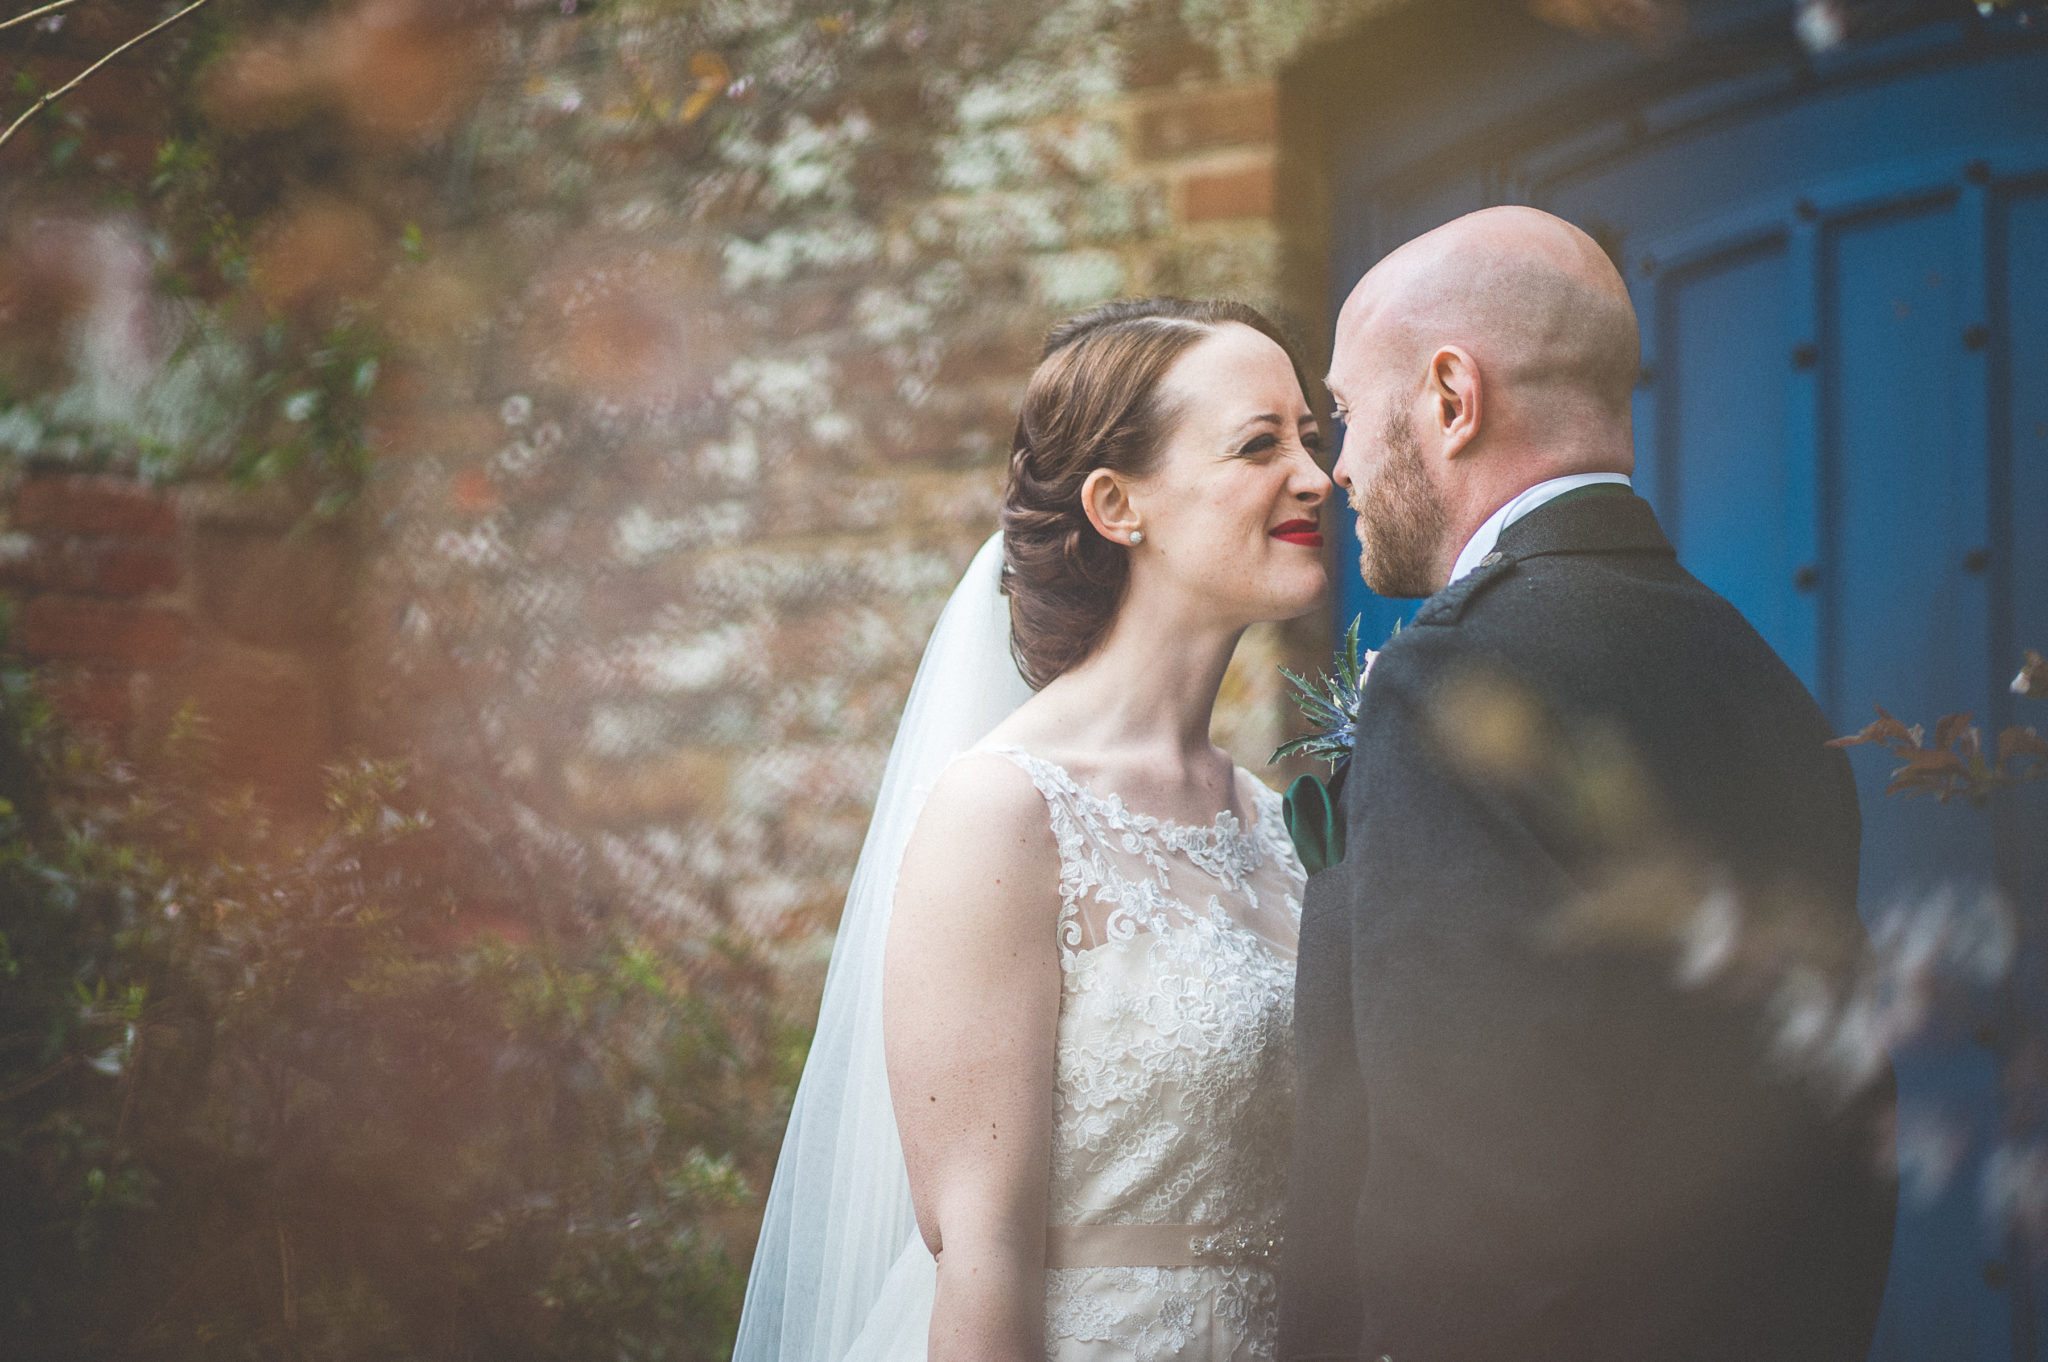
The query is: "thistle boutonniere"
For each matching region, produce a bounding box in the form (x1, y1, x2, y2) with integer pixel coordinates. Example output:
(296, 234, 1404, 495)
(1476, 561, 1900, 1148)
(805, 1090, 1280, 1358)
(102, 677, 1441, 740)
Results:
(1272, 615, 1384, 768)
(1270, 616, 1387, 874)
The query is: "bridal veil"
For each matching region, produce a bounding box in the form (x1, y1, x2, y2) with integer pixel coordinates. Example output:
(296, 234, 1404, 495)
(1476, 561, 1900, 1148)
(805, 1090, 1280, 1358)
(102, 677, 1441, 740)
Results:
(732, 531, 1033, 1360)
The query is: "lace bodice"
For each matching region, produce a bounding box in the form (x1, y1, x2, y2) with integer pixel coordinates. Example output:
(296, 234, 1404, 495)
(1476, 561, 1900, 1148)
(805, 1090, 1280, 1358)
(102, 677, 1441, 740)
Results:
(982, 744, 1305, 1362)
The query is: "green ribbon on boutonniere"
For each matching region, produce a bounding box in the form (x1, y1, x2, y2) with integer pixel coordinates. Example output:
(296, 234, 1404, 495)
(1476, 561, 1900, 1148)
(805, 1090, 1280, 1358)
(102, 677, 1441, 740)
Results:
(1282, 772, 1343, 876)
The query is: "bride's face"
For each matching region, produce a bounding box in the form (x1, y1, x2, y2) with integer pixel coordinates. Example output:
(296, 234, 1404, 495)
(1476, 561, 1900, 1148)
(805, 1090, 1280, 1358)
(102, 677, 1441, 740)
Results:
(1122, 323, 1332, 625)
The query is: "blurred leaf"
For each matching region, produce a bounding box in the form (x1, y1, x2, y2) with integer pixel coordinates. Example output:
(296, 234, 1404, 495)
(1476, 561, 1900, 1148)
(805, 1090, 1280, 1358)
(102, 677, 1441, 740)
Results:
(680, 87, 719, 124)
(2016, 649, 2048, 699)
(681, 50, 732, 123)
(1829, 706, 1916, 749)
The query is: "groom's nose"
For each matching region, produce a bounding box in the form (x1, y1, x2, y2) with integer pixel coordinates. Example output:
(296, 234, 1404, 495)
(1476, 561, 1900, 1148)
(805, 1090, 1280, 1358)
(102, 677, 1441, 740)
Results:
(1330, 433, 1357, 491)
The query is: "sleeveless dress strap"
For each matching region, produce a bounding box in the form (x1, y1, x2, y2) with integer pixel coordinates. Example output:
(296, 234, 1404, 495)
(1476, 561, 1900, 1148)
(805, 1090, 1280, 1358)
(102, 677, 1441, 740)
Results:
(978, 743, 1104, 969)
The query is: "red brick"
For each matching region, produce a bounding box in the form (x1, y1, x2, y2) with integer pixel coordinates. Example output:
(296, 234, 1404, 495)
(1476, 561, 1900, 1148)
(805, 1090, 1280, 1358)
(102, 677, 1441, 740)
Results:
(1135, 87, 1277, 161)
(1117, 30, 1221, 89)
(0, 539, 178, 596)
(1181, 161, 1277, 224)
(193, 527, 344, 648)
(136, 648, 335, 811)
(40, 666, 131, 733)
(14, 475, 177, 539)
(86, 541, 179, 595)
(19, 596, 186, 666)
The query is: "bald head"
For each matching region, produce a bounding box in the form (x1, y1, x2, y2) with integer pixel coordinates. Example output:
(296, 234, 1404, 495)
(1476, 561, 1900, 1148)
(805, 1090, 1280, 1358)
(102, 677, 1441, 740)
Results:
(1327, 208, 1641, 596)
(1335, 206, 1640, 447)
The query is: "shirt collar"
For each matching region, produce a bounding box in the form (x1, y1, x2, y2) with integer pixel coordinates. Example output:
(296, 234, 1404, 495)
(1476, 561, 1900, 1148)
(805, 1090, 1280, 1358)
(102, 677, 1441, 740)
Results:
(1447, 472, 1634, 585)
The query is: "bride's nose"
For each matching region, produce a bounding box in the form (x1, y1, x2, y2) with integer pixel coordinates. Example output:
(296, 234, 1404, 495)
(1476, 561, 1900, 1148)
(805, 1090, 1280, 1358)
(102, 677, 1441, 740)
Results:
(1288, 453, 1332, 507)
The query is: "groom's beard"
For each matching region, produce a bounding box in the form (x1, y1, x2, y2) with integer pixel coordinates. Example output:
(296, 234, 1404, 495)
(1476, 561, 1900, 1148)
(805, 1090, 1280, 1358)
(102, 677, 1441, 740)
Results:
(1354, 402, 1449, 599)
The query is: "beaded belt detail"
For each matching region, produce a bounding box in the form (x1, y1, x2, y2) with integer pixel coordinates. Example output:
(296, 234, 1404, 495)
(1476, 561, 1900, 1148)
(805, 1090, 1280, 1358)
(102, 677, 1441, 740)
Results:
(1044, 1218, 1282, 1269)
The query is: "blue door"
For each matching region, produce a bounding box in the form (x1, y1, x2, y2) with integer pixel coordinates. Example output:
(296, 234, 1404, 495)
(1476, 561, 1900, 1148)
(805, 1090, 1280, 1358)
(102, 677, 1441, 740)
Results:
(1319, 2, 2048, 1356)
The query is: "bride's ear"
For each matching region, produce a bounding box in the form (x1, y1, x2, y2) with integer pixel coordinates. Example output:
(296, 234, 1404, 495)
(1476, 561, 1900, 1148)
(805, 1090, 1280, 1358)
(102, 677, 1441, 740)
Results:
(1080, 468, 1142, 546)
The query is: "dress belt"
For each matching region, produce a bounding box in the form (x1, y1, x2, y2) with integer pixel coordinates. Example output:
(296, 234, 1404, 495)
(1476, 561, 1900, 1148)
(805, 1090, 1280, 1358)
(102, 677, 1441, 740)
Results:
(1043, 1221, 1281, 1269)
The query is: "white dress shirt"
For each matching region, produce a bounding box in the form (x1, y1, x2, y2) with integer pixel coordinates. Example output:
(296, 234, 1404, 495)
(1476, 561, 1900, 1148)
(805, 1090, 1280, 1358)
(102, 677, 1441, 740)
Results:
(1447, 472, 1634, 585)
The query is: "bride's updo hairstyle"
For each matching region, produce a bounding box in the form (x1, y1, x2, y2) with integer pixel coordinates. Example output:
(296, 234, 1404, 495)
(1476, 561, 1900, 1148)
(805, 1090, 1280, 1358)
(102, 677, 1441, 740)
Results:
(1002, 296, 1306, 689)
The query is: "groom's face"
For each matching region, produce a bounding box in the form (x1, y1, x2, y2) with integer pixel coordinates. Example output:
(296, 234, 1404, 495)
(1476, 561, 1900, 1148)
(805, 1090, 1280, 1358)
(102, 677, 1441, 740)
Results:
(1329, 282, 1456, 599)
(1348, 395, 1450, 599)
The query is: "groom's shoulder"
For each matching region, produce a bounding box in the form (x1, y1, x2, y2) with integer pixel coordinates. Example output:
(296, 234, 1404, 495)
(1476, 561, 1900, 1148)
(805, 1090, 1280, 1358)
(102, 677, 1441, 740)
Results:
(1408, 554, 1521, 631)
(1382, 546, 1696, 689)
(1357, 559, 1527, 688)
(1409, 538, 1694, 641)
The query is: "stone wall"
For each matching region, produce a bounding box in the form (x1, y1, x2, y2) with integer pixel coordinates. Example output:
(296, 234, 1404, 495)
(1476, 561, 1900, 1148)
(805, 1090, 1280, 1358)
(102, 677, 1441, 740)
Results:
(1, 0, 1414, 980)
(335, 0, 1409, 968)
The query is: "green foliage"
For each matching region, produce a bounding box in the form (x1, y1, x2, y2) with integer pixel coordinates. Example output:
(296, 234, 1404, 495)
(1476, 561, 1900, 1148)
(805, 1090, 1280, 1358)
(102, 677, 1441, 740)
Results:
(228, 316, 383, 507)
(0, 0, 385, 508)
(0, 656, 801, 1361)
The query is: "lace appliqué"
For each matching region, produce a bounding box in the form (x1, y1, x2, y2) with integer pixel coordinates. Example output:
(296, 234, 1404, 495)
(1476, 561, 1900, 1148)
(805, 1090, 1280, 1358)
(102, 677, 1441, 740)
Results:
(1045, 1264, 1280, 1362)
(979, 745, 1306, 1362)
(985, 746, 1282, 969)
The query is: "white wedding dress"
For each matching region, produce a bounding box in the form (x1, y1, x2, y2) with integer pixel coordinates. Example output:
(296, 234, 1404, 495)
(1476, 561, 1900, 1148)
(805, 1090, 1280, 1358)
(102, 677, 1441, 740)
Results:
(845, 743, 1306, 1362)
(732, 533, 1305, 1362)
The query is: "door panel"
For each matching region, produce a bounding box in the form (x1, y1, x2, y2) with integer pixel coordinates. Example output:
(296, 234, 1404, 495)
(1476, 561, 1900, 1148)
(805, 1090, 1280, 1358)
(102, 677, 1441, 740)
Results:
(1524, 43, 2048, 245)
(1995, 169, 2048, 1351)
(1326, 6, 2048, 1356)
(1825, 189, 2008, 1362)
(1658, 236, 1808, 676)
(1999, 177, 2048, 910)
(1827, 195, 1997, 886)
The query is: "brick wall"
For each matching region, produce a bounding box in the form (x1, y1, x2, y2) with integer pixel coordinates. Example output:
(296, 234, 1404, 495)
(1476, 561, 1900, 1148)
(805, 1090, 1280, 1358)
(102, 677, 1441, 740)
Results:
(1, 467, 351, 814)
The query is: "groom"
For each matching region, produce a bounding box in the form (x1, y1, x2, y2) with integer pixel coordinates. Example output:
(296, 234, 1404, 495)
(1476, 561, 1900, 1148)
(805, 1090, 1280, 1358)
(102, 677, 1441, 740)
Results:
(1278, 208, 1896, 1362)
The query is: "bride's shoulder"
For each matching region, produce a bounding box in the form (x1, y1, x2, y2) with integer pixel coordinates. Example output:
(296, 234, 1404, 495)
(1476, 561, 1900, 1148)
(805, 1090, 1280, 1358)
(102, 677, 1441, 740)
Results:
(901, 748, 1056, 869)
(894, 749, 1061, 935)
(925, 745, 1048, 822)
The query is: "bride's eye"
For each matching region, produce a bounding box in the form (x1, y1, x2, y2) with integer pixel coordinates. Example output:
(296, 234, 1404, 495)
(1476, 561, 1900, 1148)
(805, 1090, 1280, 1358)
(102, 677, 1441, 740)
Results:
(1302, 431, 1325, 454)
(1237, 434, 1279, 457)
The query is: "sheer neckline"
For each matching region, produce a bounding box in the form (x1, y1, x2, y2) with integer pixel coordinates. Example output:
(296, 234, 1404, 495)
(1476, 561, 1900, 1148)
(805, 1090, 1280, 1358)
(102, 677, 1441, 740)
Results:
(978, 742, 1269, 855)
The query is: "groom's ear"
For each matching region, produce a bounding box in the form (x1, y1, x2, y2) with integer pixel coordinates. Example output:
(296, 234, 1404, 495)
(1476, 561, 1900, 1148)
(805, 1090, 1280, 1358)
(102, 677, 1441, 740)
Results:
(1429, 345, 1482, 459)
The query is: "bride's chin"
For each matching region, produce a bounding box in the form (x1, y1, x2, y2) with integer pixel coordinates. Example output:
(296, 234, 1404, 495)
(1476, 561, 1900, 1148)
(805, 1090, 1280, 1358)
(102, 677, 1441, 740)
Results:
(1253, 574, 1328, 623)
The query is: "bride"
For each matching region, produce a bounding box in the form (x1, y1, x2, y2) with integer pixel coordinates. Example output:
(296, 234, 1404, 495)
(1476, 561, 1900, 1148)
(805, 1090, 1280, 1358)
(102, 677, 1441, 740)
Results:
(733, 297, 1333, 1361)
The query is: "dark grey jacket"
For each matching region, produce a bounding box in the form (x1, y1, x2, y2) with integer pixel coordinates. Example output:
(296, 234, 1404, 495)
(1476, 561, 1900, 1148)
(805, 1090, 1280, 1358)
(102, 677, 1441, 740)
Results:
(1277, 488, 1895, 1362)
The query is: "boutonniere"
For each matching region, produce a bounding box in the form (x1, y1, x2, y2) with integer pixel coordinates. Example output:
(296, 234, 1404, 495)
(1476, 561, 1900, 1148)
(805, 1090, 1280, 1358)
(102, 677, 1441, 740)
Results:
(1271, 617, 1384, 874)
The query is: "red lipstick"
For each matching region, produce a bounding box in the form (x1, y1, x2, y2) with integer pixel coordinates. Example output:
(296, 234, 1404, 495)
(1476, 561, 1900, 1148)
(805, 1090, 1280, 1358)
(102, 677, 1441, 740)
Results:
(1270, 519, 1323, 548)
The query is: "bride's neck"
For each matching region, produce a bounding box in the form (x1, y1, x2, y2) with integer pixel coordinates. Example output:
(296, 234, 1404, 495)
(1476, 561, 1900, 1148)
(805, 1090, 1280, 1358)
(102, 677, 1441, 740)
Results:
(1039, 598, 1242, 762)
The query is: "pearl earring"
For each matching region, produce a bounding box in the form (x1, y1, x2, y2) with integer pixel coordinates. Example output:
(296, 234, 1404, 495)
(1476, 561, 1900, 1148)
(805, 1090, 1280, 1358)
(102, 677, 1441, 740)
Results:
(1129, 529, 1145, 546)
